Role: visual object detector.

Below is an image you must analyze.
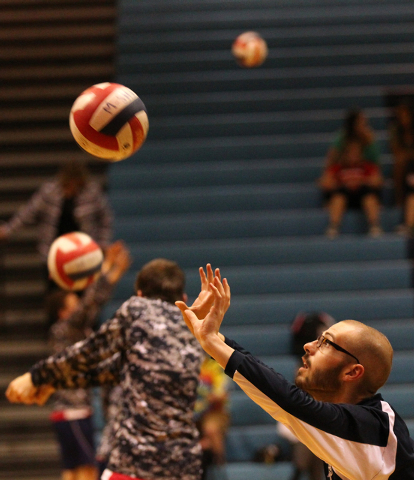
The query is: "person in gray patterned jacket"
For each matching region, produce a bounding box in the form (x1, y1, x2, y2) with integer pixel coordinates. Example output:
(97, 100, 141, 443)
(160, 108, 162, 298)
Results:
(6, 258, 206, 480)
(0, 159, 113, 264)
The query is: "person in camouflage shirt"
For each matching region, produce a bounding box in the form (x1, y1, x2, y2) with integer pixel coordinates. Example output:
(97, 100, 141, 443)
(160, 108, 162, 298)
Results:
(7, 258, 205, 480)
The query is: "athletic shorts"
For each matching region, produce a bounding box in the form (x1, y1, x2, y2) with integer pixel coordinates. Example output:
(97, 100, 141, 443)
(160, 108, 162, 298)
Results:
(332, 186, 382, 209)
(101, 469, 146, 480)
(52, 416, 96, 470)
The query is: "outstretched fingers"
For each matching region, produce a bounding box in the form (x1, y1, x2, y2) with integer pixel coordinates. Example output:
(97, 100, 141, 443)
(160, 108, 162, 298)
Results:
(175, 300, 189, 313)
(204, 278, 228, 333)
(181, 309, 198, 337)
(211, 276, 231, 314)
(177, 266, 230, 340)
(175, 300, 194, 335)
(200, 264, 220, 290)
(199, 266, 209, 291)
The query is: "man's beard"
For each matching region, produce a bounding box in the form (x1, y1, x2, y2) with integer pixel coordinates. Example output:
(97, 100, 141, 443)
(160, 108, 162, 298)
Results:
(295, 355, 344, 398)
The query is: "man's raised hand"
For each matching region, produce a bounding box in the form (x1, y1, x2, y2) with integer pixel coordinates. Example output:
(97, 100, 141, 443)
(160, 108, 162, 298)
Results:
(179, 274, 230, 347)
(176, 264, 219, 322)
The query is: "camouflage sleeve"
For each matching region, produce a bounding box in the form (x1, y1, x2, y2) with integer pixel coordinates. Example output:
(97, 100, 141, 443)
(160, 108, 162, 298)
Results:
(87, 351, 123, 387)
(30, 305, 129, 389)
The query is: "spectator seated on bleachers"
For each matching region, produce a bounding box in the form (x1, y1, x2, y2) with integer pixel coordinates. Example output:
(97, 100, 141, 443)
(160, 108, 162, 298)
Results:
(319, 140, 384, 239)
(324, 107, 381, 169)
(388, 102, 414, 207)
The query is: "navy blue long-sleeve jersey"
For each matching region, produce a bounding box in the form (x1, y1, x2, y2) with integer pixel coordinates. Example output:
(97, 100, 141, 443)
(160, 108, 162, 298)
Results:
(224, 337, 414, 480)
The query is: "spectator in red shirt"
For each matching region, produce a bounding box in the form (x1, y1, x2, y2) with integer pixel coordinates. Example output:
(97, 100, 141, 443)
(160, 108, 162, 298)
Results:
(319, 140, 384, 239)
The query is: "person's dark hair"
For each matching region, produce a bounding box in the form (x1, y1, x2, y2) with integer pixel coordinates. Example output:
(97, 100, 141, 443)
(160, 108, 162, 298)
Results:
(135, 258, 185, 304)
(45, 289, 69, 327)
(58, 160, 89, 189)
(343, 107, 362, 141)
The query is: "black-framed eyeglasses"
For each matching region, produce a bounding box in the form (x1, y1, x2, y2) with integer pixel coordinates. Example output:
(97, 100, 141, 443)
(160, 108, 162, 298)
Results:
(317, 335, 360, 364)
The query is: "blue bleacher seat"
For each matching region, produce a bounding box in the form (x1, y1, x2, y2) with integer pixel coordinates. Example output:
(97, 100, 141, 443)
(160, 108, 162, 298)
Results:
(112, 0, 414, 473)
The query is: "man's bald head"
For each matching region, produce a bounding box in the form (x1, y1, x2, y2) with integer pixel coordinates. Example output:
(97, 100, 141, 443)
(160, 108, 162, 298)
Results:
(335, 320, 393, 395)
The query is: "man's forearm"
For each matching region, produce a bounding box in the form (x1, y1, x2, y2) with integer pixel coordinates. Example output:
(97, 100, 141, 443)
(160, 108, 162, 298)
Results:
(201, 333, 234, 370)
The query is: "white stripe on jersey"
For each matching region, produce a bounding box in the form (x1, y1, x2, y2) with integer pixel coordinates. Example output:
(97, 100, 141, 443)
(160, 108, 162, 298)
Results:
(233, 370, 397, 480)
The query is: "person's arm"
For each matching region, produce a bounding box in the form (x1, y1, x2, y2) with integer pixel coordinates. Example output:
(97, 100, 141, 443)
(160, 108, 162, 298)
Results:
(67, 241, 131, 331)
(324, 132, 343, 168)
(365, 164, 384, 189)
(87, 351, 123, 387)
(100, 240, 131, 285)
(324, 146, 340, 168)
(177, 269, 391, 480)
(221, 338, 391, 480)
(6, 305, 130, 405)
(318, 166, 338, 192)
(0, 182, 51, 238)
(5, 373, 55, 405)
(176, 264, 222, 322)
(175, 265, 233, 368)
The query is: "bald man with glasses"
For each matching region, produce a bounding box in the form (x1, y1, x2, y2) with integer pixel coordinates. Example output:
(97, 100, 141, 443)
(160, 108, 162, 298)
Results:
(176, 265, 414, 480)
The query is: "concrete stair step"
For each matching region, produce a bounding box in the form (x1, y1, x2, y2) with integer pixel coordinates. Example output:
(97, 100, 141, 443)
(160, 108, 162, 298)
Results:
(0, 437, 59, 461)
(0, 339, 50, 358)
(0, 474, 59, 480)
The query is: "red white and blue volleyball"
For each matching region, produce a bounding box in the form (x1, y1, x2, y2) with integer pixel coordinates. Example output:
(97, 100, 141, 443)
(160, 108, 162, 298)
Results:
(47, 232, 104, 291)
(69, 82, 149, 161)
(232, 31, 268, 68)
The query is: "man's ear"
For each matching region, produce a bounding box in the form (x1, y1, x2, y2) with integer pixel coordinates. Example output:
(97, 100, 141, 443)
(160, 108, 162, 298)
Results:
(182, 293, 188, 303)
(343, 364, 365, 382)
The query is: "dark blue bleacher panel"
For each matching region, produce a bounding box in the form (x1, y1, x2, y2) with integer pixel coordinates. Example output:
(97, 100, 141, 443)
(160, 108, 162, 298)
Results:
(225, 424, 291, 463)
(219, 325, 293, 357)
(109, 183, 323, 216)
(223, 289, 414, 327)
(365, 320, 414, 353)
(144, 108, 388, 141)
(110, 181, 396, 216)
(388, 351, 414, 384)
(113, 209, 402, 244)
(112, 234, 405, 272)
(101, 288, 414, 332)
(113, 1, 414, 477)
(116, 259, 412, 299)
(108, 157, 393, 189)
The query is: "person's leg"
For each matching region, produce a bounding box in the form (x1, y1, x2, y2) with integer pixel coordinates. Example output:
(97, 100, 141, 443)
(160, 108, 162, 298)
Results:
(393, 153, 408, 206)
(326, 192, 347, 238)
(200, 412, 229, 466)
(73, 465, 99, 480)
(202, 419, 226, 465)
(362, 193, 382, 236)
(404, 193, 414, 233)
(62, 470, 76, 480)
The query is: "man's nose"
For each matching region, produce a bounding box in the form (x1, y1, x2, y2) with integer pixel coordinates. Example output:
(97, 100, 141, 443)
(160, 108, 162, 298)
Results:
(303, 339, 318, 355)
